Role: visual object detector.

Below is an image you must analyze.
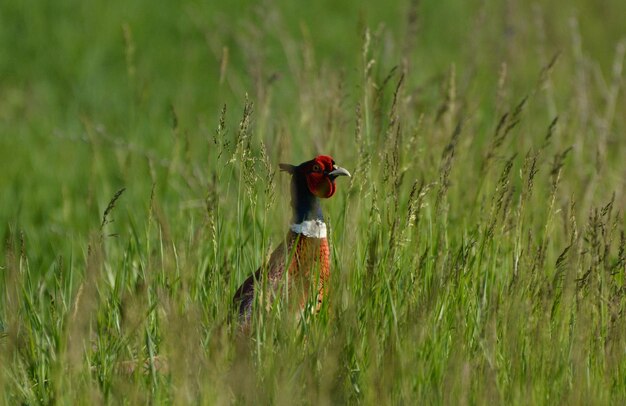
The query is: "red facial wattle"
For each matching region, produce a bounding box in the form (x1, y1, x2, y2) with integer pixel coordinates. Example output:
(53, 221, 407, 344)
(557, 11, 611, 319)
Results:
(305, 156, 337, 199)
(307, 174, 336, 198)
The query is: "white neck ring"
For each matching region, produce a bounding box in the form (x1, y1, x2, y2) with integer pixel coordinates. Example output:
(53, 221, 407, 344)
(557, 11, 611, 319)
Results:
(290, 219, 327, 239)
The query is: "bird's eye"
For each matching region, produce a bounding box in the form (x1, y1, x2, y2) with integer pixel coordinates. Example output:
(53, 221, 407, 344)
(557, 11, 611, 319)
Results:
(312, 164, 321, 172)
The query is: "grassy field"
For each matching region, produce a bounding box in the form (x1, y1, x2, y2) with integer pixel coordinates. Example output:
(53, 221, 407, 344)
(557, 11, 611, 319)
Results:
(1, 0, 626, 404)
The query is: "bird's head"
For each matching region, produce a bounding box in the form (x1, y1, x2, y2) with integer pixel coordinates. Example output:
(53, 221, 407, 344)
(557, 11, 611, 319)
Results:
(279, 155, 351, 198)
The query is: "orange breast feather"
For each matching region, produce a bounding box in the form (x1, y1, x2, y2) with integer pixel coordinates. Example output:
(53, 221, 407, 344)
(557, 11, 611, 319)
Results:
(234, 231, 330, 328)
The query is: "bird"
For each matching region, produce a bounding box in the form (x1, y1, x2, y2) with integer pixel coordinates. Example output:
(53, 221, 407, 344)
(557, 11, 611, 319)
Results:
(232, 155, 351, 331)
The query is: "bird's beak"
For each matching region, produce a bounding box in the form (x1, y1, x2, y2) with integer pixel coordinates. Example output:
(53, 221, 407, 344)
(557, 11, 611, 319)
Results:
(328, 165, 351, 179)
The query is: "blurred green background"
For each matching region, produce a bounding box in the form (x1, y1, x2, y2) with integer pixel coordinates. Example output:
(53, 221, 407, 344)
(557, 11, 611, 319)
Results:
(1, 0, 625, 403)
(1, 1, 624, 259)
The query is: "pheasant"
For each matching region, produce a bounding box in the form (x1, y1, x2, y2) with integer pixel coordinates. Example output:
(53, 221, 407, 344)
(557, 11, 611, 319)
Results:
(232, 155, 351, 330)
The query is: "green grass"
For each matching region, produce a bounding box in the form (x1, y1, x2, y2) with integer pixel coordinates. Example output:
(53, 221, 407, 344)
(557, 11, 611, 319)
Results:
(1, 0, 626, 404)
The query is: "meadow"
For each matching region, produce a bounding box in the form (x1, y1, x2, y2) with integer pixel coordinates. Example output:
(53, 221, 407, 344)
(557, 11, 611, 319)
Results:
(1, 0, 625, 404)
